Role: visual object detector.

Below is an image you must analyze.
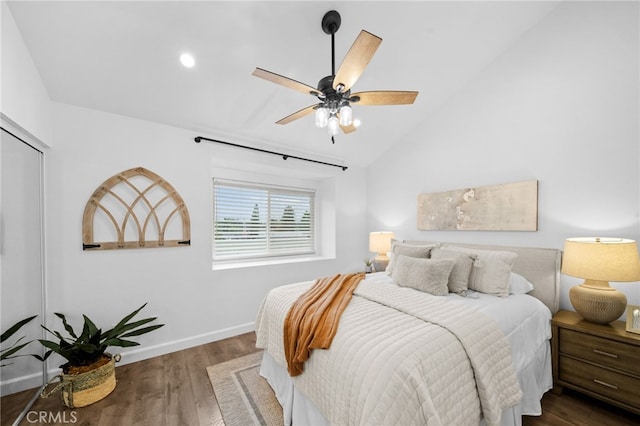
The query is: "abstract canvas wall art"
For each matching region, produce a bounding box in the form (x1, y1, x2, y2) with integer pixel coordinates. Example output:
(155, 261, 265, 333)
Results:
(417, 180, 538, 231)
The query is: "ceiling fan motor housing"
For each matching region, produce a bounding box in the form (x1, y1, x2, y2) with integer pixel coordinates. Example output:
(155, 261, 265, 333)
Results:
(317, 75, 351, 111)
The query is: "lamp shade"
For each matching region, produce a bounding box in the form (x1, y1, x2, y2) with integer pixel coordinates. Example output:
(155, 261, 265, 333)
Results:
(562, 237, 640, 282)
(369, 231, 394, 254)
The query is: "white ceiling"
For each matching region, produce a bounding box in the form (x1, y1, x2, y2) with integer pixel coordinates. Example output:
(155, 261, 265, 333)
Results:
(7, 1, 559, 167)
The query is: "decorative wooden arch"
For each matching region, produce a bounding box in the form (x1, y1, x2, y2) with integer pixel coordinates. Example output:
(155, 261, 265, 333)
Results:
(82, 167, 191, 250)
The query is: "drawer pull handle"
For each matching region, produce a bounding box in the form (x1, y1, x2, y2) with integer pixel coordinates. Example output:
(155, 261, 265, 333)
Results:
(593, 349, 618, 358)
(593, 379, 618, 390)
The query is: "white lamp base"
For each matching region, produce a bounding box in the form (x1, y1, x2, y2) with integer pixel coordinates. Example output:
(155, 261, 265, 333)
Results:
(372, 255, 389, 273)
(569, 279, 627, 324)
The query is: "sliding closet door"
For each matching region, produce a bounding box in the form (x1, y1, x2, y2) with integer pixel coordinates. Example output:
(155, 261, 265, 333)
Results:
(0, 128, 45, 396)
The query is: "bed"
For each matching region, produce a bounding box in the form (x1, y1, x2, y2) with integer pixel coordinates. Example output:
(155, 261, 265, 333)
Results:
(255, 241, 561, 426)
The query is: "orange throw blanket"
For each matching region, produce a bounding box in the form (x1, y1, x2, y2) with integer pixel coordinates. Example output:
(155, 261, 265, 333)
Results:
(283, 273, 365, 376)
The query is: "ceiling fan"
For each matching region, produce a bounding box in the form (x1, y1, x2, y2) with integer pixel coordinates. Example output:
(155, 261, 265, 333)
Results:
(252, 10, 418, 142)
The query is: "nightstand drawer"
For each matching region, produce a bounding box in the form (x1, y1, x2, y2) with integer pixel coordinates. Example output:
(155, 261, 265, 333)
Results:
(559, 328, 640, 376)
(559, 356, 640, 408)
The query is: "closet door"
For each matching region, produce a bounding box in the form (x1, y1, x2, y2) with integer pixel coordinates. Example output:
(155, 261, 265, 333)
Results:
(1, 127, 45, 396)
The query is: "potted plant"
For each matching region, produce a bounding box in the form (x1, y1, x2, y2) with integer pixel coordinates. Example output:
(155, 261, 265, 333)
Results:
(35, 303, 163, 408)
(1, 315, 37, 367)
(363, 258, 373, 273)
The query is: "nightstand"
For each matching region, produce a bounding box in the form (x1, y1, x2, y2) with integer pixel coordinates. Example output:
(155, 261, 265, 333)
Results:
(551, 310, 640, 414)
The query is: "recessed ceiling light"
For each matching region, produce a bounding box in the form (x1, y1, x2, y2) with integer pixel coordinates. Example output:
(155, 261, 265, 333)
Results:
(180, 53, 195, 68)
(353, 118, 361, 127)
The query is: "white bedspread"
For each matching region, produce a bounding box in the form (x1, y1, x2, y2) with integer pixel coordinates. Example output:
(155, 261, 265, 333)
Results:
(256, 273, 535, 426)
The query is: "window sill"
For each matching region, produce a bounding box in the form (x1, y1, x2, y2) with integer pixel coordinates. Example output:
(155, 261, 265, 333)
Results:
(211, 255, 334, 271)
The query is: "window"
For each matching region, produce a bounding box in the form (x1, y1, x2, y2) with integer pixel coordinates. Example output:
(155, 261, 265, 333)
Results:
(213, 178, 315, 261)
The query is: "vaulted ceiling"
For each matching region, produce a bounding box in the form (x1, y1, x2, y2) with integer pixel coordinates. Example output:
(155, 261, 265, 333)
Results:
(7, 1, 559, 167)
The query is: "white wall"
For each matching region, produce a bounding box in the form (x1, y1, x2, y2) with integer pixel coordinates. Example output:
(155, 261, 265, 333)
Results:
(367, 2, 640, 311)
(45, 102, 367, 369)
(0, 1, 52, 145)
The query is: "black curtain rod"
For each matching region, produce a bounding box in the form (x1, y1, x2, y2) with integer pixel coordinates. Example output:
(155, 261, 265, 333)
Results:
(194, 136, 348, 171)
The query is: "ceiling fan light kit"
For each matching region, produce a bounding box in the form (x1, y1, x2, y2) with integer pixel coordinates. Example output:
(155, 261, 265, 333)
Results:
(327, 115, 340, 136)
(252, 10, 418, 141)
(338, 105, 352, 126)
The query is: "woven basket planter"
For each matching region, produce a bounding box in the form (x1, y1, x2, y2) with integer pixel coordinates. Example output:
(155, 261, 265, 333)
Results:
(42, 354, 120, 408)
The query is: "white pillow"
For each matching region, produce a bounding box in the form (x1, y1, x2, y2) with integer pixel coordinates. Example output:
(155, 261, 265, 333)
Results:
(391, 254, 454, 296)
(508, 272, 534, 295)
(386, 241, 438, 276)
(430, 248, 476, 296)
(440, 245, 518, 297)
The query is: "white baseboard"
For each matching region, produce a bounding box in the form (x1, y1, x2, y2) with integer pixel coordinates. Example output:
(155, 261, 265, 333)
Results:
(0, 371, 45, 397)
(112, 321, 256, 367)
(2, 322, 256, 396)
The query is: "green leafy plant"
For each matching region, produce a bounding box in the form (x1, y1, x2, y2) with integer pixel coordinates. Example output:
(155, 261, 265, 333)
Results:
(35, 303, 163, 370)
(363, 258, 373, 267)
(1, 315, 37, 367)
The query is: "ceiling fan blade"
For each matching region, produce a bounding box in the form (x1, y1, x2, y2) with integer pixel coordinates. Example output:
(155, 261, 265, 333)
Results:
(340, 123, 358, 134)
(276, 105, 317, 125)
(351, 91, 419, 105)
(252, 68, 322, 97)
(333, 30, 382, 92)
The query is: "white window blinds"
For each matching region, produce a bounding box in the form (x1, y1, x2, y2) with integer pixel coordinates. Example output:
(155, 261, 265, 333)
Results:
(213, 179, 315, 260)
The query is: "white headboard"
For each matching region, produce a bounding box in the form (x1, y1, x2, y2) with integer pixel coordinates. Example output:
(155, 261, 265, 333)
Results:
(404, 241, 562, 314)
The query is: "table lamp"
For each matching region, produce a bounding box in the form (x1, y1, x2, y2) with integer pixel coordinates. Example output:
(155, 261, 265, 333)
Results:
(369, 231, 394, 272)
(562, 237, 640, 324)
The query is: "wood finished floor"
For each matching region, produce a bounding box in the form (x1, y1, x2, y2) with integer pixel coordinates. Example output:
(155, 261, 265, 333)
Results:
(2, 332, 639, 426)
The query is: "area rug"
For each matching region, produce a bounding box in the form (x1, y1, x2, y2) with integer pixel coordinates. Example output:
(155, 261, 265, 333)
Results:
(207, 351, 284, 426)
